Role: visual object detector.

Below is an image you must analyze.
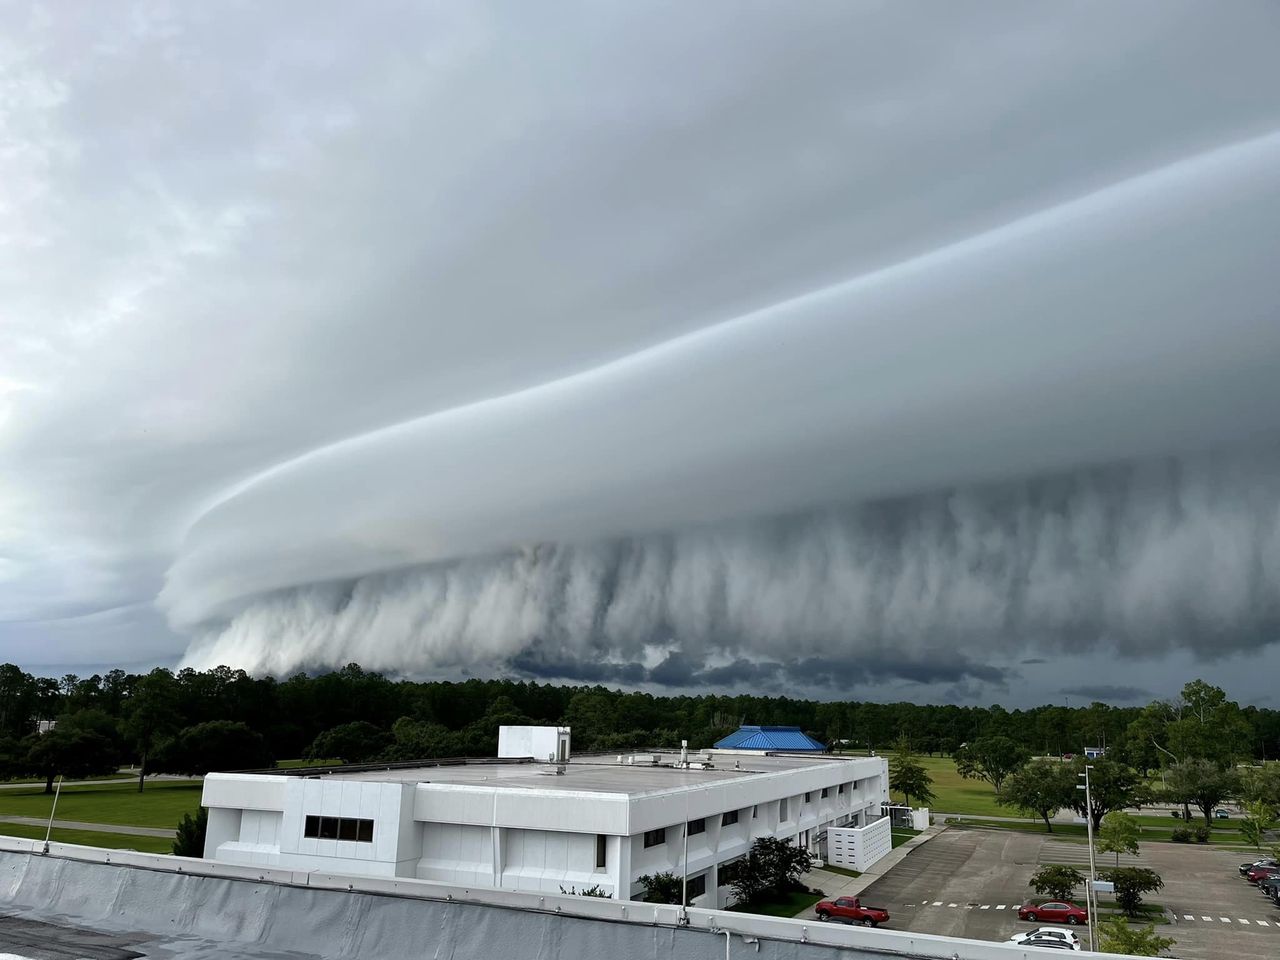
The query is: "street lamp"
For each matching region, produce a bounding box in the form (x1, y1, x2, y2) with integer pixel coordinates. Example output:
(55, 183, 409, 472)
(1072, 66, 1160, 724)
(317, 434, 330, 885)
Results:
(1076, 766, 1097, 952)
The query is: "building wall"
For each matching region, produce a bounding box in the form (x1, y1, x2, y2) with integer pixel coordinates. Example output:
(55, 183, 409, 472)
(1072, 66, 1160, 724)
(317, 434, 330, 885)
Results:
(201, 754, 889, 908)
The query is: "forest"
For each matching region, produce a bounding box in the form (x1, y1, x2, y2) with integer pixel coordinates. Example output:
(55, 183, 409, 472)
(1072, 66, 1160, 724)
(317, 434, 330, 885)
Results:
(0, 662, 1276, 789)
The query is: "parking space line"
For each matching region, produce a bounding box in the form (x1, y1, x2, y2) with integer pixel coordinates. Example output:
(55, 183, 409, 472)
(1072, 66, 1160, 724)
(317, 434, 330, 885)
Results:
(996, 904, 1006, 910)
(1201, 916, 1212, 921)
(980, 905, 990, 910)
(1258, 920, 1269, 926)
(948, 903, 957, 907)
(932, 901, 942, 906)
(1219, 917, 1231, 922)
(1183, 915, 1194, 920)
(1238, 918, 1250, 924)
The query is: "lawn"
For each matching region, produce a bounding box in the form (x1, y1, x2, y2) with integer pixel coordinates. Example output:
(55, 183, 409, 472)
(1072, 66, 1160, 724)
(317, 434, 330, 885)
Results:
(891, 828, 921, 848)
(0, 779, 202, 830)
(821, 864, 862, 879)
(946, 816, 1245, 846)
(0, 821, 173, 855)
(838, 751, 1009, 816)
(727, 890, 823, 918)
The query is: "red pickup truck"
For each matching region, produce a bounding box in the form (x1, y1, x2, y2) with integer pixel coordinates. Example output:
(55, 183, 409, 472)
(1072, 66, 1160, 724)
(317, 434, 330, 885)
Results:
(815, 896, 890, 926)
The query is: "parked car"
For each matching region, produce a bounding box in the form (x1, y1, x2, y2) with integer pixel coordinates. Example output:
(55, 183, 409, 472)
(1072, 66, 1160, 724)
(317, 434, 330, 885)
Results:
(1214, 808, 1231, 819)
(1245, 865, 1280, 884)
(1258, 876, 1280, 898)
(1018, 901, 1088, 925)
(1240, 858, 1278, 875)
(1010, 927, 1081, 948)
(815, 896, 890, 926)
(1020, 938, 1080, 951)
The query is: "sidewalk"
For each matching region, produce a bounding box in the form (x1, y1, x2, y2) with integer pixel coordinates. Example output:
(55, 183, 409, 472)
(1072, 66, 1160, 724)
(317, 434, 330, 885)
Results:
(0, 815, 175, 839)
(794, 822, 948, 916)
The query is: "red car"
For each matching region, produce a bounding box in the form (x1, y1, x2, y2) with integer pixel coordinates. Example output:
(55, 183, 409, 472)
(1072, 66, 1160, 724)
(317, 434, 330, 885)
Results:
(1246, 865, 1280, 884)
(815, 896, 890, 926)
(1018, 901, 1088, 925)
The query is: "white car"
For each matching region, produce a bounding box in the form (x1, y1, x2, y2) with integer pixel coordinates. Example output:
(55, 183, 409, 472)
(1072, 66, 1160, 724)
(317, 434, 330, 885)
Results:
(1010, 927, 1082, 950)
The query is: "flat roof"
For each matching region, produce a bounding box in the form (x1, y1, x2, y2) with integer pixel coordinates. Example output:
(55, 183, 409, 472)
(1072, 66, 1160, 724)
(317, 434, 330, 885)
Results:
(292, 751, 872, 798)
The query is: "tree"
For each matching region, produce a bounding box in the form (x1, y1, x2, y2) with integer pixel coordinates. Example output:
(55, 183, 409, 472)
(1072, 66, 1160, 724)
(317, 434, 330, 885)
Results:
(1097, 811, 1141, 868)
(1028, 865, 1084, 902)
(304, 721, 391, 764)
(1096, 917, 1175, 956)
(889, 738, 936, 808)
(729, 836, 815, 906)
(22, 712, 122, 793)
(1241, 764, 1280, 807)
(1238, 799, 1277, 854)
(152, 721, 274, 776)
(637, 871, 684, 904)
(173, 807, 208, 858)
(999, 760, 1073, 832)
(1068, 757, 1148, 831)
(122, 668, 179, 792)
(954, 736, 1028, 795)
(1101, 867, 1163, 917)
(1164, 759, 1241, 828)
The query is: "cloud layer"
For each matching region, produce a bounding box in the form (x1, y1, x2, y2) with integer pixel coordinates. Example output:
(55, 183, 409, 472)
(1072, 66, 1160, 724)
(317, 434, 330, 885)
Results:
(3, 3, 1280, 703)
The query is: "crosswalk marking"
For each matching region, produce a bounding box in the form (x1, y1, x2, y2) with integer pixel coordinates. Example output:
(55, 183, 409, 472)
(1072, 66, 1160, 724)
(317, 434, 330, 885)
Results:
(1200, 917, 1212, 921)
(996, 905, 1007, 910)
(1220, 917, 1231, 923)
(1239, 919, 1250, 924)
(948, 903, 957, 907)
(1259, 920, 1270, 926)
(1183, 915, 1194, 920)
(932, 901, 942, 906)
(980, 905, 990, 910)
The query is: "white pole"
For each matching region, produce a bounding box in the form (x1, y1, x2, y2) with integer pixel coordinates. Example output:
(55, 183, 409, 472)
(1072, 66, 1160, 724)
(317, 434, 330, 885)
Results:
(1083, 766, 1098, 952)
(42, 775, 63, 854)
(682, 817, 689, 918)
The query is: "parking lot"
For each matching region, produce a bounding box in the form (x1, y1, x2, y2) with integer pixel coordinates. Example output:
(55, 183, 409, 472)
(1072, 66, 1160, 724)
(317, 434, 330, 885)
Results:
(853, 827, 1280, 959)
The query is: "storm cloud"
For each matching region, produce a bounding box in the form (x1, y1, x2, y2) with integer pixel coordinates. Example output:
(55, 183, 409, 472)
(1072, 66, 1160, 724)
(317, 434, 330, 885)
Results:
(4, 3, 1280, 704)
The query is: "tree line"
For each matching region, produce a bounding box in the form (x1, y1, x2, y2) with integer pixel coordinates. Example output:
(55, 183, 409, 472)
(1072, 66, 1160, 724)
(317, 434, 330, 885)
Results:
(1, 662, 1278, 793)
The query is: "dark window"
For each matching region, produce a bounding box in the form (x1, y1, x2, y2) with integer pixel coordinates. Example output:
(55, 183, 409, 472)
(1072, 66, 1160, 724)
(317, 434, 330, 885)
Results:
(752, 805, 758, 819)
(821, 787, 829, 798)
(779, 798, 788, 821)
(304, 816, 374, 843)
(687, 873, 707, 900)
(596, 834, 607, 868)
(688, 818, 705, 835)
(720, 857, 745, 885)
(722, 810, 739, 826)
(804, 792, 812, 803)
(838, 783, 847, 795)
(643, 828, 666, 848)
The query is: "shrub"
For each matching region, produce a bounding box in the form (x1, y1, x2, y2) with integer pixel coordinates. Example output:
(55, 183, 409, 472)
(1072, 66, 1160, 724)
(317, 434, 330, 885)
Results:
(1193, 825, 1210, 843)
(729, 836, 816, 906)
(173, 808, 208, 858)
(638, 871, 684, 904)
(560, 884, 611, 898)
(1170, 828, 1192, 843)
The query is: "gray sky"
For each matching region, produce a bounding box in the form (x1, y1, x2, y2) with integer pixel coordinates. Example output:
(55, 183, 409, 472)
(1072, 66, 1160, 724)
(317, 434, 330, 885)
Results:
(3, 2, 1280, 707)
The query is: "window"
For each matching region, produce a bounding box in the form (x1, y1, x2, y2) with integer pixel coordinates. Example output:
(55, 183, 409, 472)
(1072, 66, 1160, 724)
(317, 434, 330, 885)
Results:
(804, 792, 812, 803)
(687, 873, 706, 900)
(752, 805, 758, 819)
(722, 809, 739, 827)
(688, 818, 705, 836)
(821, 787, 829, 799)
(596, 834, 607, 868)
(778, 798, 788, 821)
(304, 816, 374, 843)
(719, 857, 745, 886)
(643, 828, 666, 848)
(838, 783, 847, 795)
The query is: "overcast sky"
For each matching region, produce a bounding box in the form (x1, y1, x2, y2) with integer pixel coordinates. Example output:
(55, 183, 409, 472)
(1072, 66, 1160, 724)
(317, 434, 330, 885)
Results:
(4, 2, 1280, 707)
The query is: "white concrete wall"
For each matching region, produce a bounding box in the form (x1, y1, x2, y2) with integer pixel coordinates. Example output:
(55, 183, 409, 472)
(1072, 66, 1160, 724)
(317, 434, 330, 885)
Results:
(826, 816, 892, 872)
(498, 726, 569, 762)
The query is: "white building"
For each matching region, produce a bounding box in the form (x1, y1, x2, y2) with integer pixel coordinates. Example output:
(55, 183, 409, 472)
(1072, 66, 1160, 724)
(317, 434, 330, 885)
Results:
(201, 726, 890, 908)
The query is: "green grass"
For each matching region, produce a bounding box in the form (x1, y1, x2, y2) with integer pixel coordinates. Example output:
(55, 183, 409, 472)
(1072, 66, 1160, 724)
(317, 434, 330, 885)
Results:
(891, 828, 921, 848)
(837, 751, 1011, 816)
(946, 816, 1244, 846)
(0, 779, 202, 830)
(0, 821, 173, 854)
(727, 890, 823, 918)
(821, 865, 862, 879)
(1, 772, 133, 785)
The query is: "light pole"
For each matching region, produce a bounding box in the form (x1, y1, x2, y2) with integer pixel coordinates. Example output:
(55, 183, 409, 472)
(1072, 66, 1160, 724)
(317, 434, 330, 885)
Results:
(1077, 766, 1097, 952)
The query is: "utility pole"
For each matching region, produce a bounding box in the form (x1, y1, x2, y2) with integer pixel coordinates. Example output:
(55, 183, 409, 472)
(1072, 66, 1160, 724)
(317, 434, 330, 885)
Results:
(1077, 766, 1097, 952)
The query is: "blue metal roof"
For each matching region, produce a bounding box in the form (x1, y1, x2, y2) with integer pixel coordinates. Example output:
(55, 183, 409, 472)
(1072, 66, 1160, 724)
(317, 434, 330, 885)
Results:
(713, 725, 826, 752)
